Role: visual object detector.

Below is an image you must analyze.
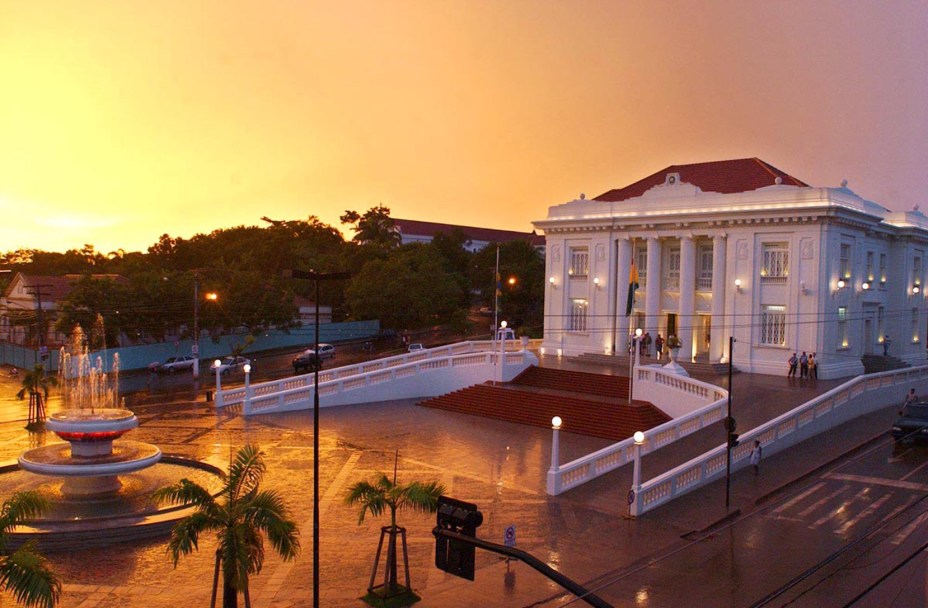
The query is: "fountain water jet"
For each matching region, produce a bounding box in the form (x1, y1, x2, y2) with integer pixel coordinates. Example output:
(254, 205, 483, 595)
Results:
(18, 326, 162, 497)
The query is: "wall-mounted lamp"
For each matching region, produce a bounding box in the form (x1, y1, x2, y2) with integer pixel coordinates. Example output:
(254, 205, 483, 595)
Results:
(836, 279, 846, 290)
(861, 281, 870, 291)
(593, 277, 601, 288)
(799, 280, 807, 294)
(548, 277, 556, 287)
(734, 278, 742, 293)
(914, 285, 921, 295)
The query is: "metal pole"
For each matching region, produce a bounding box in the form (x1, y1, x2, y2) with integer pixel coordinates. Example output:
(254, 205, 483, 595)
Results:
(725, 336, 734, 509)
(313, 272, 320, 608)
(192, 275, 200, 379)
(493, 244, 500, 336)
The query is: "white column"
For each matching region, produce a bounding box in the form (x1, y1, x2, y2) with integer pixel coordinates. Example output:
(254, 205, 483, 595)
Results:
(616, 238, 632, 351)
(710, 235, 728, 362)
(645, 237, 662, 348)
(679, 236, 696, 362)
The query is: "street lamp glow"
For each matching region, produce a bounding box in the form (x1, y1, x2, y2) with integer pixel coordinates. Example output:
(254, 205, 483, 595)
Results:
(633, 431, 645, 445)
(508, 277, 516, 285)
(635, 328, 643, 337)
(500, 320, 507, 329)
(213, 359, 221, 369)
(243, 364, 251, 374)
(551, 416, 562, 429)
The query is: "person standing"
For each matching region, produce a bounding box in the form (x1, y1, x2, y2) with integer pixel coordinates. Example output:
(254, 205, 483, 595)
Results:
(655, 334, 664, 360)
(750, 440, 763, 475)
(808, 353, 817, 380)
(799, 352, 809, 379)
(905, 388, 918, 408)
(787, 353, 798, 377)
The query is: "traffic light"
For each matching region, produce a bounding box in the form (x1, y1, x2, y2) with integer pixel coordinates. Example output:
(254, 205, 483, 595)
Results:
(435, 496, 484, 581)
(725, 416, 739, 448)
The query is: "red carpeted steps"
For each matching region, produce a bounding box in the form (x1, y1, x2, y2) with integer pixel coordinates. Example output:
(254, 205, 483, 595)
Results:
(419, 366, 669, 441)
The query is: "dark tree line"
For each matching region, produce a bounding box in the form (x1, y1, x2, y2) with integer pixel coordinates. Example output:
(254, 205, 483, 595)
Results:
(0, 209, 545, 347)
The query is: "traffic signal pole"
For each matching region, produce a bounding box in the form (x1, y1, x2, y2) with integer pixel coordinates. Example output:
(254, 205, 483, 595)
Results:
(431, 528, 613, 608)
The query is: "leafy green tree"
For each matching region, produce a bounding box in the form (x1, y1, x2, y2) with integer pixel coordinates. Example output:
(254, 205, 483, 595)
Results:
(16, 365, 57, 429)
(341, 205, 402, 250)
(345, 469, 445, 602)
(471, 240, 545, 332)
(154, 444, 300, 608)
(0, 491, 62, 607)
(345, 245, 463, 330)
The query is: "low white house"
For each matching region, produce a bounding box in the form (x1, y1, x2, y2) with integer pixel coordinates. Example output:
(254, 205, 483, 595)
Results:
(533, 158, 928, 379)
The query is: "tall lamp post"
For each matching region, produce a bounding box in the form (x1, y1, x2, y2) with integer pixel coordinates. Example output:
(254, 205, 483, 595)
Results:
(628, 327, 642, 404)
(191, 275, 218, 379)
(289, 269, 350, 608)
(725, 336, 736, 509)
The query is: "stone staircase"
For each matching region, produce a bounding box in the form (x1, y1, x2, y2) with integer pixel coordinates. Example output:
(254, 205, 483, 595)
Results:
(861, 354, 910, 374)
(577, 352, 737, 376)
(418, 366, 670, 441)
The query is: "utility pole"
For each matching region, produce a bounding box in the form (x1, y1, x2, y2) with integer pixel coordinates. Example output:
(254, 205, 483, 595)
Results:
(725, 336, 737, 509)
(26, 283, 53, 367)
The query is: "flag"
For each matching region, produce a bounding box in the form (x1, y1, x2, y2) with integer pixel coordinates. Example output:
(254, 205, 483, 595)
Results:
(625, 263, 639, 317)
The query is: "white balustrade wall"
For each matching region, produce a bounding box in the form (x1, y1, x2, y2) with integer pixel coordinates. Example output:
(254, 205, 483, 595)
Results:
(215, 341, 538, 415)
(630, 365, 928, 516)
(547, 370, 727, 495)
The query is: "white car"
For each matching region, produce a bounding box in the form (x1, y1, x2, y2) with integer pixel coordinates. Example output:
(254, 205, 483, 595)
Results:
(315, 343, 336, 359)
(407, 343, 425, 352)
(149, 356, 197, 373)
(213, 356, 251, 375)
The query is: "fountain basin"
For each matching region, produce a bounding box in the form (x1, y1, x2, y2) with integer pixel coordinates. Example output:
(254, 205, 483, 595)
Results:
(19, 441, 162, 496)
(45, 408, 139, 457)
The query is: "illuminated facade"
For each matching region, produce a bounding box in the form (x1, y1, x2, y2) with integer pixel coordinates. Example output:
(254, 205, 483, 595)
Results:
(533, 158, 928, 378)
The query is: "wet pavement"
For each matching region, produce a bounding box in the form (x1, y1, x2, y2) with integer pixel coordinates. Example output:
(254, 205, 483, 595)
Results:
(0, 356, 910, 607)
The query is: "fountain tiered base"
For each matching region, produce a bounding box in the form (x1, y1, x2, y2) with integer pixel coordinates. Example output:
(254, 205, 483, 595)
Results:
(19, 409, 162, 496)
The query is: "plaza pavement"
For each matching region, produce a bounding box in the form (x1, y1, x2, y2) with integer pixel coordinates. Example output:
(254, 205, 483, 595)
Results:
(0, 357, 906, 607)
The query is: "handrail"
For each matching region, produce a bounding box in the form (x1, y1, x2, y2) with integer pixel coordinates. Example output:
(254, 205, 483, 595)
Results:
(631, 365, 928, 516)
(546, 368, 727, 495)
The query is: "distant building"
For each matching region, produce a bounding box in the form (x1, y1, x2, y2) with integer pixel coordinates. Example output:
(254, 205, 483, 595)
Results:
(293, 295, 332, 325)
(0, 273, 128, 347)
(392, 218, 545, 253)
(534, 158, 928, 379)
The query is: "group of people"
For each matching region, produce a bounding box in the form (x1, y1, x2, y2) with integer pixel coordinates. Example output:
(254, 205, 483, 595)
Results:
(629, 332, 682, 361)
(787, 351, 818, 379)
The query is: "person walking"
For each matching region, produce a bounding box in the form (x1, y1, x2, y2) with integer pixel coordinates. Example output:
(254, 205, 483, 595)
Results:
(750, 440, 763, 475)
(787, 353, 798, 377)
(799, 352, 809, 379)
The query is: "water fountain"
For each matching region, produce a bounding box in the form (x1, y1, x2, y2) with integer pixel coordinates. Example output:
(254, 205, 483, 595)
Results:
(18, 328, 162, 496)
(2, 324, 223, 549)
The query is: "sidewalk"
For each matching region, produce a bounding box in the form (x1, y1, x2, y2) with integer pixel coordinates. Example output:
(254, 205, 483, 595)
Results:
(0, 358, 909, 607)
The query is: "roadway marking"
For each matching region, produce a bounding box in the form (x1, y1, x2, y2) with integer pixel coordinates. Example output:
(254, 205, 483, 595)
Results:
(900, 458, 928, 482)
(799, 485, 849, 519)
(811, 486, 869, 529)
(891, 509, 928, 545)
(771, 482, 826, 515)
(834, 493, 892, 535)
(826, 473, 928, 492)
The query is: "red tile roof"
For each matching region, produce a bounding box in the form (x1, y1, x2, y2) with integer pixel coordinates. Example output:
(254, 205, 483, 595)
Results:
(4, 273, 129, 303)
(393, 218, 544, 247)
(593, 158, 808, 202)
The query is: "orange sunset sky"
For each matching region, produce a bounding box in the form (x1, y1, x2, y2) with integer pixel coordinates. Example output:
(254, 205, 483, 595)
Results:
(2, 1, 927, 254)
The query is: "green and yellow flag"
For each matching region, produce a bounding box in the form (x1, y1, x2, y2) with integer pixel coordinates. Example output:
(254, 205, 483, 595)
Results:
(625, 263, 639, 317)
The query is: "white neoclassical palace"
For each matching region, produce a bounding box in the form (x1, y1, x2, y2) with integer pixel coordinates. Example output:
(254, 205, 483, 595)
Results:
(533, 158, 928, 379)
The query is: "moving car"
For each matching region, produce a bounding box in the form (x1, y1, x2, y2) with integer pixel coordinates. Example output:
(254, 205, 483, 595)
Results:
(213, 356, 251, 375)
(292, 350, 323, 374)
(892, 402, 928, 443)
(407, 343, 425, 352)
(148, 355, 197, 373)
(314, 343, 336, 359)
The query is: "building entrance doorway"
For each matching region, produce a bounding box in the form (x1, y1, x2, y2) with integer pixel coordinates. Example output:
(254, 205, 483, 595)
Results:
(666, 313, 677, 338)
(696, 315, 711, 354)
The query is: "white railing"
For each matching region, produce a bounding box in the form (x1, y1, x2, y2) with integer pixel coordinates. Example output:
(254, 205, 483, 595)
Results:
(630, 365, 928, 516)
(546, 370, 727, 495)
(216, 340, 537, 415)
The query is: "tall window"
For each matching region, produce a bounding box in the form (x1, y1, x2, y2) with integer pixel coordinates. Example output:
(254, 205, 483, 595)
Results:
(837, 306, 848, 348)
(568, 299, 588, 332)
(568, 247, 589, 277)
(912, 308, 920, 343)
(913, 255, 922, 288)
(635, 245, 648, 287)
(665, 247, 681, 290)
(761, 243, 789, 282)
(840, 244, 852, 280)
(698, 245, 713, 291)
(761, 305, 786, 345)
(866, 251, 874, 281)
(879, 253, 887, 286)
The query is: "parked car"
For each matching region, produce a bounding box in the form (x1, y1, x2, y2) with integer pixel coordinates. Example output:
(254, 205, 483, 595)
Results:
(315, 343, 336, 359)
(407, 343, 425, 352)
(148, 356, 196, 373)
(213, 356, 251, 375)
(292, 350, 323, 374)
(892, 402, 928, 443)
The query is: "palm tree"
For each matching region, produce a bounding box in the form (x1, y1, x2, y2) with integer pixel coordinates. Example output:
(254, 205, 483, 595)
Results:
(153, 444, 300, 608)
(345, 461, 445, 603)
(16, 365, 57, 429)
(0, 491, 62, 608)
